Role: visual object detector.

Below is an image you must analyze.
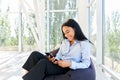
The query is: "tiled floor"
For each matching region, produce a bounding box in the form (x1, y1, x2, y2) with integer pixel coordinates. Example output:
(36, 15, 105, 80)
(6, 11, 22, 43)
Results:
(0, 51, 111, 80)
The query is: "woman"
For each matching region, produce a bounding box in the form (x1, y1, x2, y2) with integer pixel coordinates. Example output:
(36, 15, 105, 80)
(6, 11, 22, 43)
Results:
(22, 19, 92, 80)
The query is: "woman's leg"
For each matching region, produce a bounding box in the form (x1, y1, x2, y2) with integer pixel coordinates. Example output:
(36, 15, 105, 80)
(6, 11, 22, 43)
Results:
(23, 59, 69, 80)
(22, 51, 46, 71)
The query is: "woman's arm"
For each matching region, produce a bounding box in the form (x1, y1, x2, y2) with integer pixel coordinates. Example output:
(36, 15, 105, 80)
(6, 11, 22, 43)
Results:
(69, 41, 91, 69)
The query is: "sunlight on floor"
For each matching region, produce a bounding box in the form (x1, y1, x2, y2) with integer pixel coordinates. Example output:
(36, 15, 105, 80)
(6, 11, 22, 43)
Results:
(0, 51, 31, 80)
(7, 76, 22, 80)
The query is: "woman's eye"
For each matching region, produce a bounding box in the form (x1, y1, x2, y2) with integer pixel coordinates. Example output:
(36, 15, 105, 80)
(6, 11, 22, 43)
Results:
(64, 30, 70, 35)
(66, 31, 70, 34)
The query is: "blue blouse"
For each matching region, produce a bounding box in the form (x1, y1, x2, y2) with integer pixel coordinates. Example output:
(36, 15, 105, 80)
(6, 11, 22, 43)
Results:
(55, 39, 91, 70)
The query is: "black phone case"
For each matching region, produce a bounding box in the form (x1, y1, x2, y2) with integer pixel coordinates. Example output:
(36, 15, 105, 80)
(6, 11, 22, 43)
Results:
(45, 52, 53, 58)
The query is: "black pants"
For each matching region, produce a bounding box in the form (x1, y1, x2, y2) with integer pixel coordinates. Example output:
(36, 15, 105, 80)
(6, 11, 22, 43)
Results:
(22, 51, 69, 80)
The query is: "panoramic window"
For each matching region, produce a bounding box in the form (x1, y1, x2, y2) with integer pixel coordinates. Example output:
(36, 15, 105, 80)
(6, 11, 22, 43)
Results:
(0, 0, 78, 51)
(45, 0, 78, 50)
(104, 0, 120, 78)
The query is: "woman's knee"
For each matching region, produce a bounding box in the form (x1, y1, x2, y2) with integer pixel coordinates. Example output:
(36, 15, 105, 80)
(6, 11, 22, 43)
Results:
(37, 59, 49, 65)
(31, 51, 41, 55)
(30, 51, 42, 58)
(30, 51, 46, 61)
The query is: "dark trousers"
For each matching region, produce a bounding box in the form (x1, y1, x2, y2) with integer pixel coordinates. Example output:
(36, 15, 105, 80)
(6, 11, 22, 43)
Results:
(22, 51, 69, 80)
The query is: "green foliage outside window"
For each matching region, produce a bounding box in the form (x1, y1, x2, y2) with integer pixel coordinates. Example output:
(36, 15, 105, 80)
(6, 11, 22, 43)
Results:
(108, 11, 120, 62)
(106, 11, 120, 73)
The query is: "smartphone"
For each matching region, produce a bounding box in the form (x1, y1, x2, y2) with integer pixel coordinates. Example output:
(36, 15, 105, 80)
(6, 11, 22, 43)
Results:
(45, 52, 58, 61)
(45, 52, 54, 58)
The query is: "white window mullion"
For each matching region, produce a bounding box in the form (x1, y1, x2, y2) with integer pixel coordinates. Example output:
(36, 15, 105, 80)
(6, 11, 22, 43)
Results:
(96, 0, 104, 65)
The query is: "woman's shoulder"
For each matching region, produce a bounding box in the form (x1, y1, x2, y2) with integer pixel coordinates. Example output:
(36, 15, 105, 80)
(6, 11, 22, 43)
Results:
(78, 40, 91, 51)
(79, 40, 90, 46)
(80, 40, 89, 43)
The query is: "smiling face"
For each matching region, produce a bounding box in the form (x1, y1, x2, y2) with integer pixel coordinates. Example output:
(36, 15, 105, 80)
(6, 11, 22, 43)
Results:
(62, 26, 76, 43)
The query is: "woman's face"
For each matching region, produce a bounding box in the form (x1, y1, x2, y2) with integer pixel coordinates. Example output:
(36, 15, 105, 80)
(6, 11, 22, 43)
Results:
(62, 26, 75, 42)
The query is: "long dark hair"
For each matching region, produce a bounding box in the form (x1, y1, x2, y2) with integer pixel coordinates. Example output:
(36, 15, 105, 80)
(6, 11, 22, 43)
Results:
(61, 19, 93, 44)
(61, 19, 88, 41)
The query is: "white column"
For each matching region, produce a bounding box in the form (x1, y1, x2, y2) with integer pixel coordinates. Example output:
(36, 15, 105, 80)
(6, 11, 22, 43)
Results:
(86, 0, 90, 39)
(39, 0, 45, 53)
(33, 0, 45, 52)
(18, 12, 23, 52)
(96, 0, 104, 64)
(46, 0, 50, 52)
(77, 0, 88, 37)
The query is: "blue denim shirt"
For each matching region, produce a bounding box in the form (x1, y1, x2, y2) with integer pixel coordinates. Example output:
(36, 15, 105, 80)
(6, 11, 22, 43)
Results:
(55, 39, 91, 70)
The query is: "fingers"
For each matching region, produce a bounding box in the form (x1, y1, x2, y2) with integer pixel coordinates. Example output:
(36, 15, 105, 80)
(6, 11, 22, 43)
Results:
(47, 55, 51, 60)
(48, 57, 57, 63)
(53, 60, 58, 64)
(57, 60, 71, 68)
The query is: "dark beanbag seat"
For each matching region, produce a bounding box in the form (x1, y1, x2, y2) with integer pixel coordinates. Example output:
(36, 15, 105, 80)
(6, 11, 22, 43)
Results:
(44, 49, 96, 80)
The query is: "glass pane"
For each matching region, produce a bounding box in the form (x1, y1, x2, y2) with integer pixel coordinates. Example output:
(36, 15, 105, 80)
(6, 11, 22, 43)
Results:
(49, 0, 77, 10)
(0, 0, 20, 12)
(49, 12, 77, 50)
(90, 1, 96, 57)
(0, 13, 19, 51)
(22, 13, 37, 51)
(104, 0, 120, 78)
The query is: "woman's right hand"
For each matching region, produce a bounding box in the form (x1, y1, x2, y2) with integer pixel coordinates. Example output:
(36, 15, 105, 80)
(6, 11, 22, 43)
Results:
(48, 56, 58, 64)
(48, 56, 56, 62)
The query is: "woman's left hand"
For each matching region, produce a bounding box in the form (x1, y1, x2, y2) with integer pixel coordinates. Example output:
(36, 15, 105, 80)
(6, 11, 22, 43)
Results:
(57, 60, 71, 68)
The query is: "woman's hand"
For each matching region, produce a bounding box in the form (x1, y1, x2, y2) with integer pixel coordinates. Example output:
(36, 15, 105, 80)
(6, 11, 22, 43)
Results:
(57, 60, 71, 68)
(48, 56, 58, 64)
